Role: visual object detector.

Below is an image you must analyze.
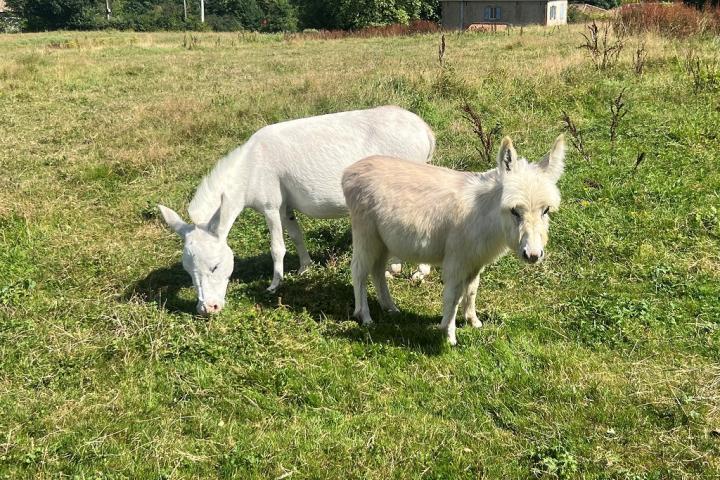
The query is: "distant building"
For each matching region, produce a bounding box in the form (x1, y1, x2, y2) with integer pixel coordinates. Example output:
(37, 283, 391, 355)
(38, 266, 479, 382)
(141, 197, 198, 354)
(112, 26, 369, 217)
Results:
(441, 0, 568, 28)
(0, 0, 7, 12)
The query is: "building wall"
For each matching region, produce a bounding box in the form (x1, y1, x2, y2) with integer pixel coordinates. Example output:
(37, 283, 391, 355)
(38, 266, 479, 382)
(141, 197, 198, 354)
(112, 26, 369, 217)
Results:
(546, 0, 567, 25)
(441, 1, 567, 28)
(0, 0, 6, 13)
(441, 1, 461, 29)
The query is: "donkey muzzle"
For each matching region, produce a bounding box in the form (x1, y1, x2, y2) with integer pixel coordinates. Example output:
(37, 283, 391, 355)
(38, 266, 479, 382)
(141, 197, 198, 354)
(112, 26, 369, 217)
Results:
(522, 248, 544, 264)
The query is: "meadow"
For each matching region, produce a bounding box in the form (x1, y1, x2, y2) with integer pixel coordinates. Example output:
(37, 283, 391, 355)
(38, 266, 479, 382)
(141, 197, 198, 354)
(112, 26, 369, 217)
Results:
(0, 24, 719, 478)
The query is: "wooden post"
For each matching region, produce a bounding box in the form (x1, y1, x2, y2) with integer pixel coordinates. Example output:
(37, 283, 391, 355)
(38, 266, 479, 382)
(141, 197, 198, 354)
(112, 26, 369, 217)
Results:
(106, 0, 111, 20)
(200, 0, 204, 23)
(183, 0, 187, 21)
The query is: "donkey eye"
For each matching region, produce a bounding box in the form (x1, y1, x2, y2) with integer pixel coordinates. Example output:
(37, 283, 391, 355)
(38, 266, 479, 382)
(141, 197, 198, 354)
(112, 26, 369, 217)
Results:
(510, 208, 521, 219)
(210, 265, 219, 273)
(543, 207, 550, 216)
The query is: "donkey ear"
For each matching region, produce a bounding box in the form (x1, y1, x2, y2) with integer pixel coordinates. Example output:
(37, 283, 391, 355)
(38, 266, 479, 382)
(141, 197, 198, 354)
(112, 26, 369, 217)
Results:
(158, 204, 193, 238)
(206, 193, 235, 240)
(497, 136, 518, 174)
(538, 134, 565, 183)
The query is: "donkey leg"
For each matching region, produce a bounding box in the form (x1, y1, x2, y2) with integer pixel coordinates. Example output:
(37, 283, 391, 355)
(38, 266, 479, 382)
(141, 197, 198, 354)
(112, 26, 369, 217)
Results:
(282, 209, 312, 274)
(386, 261, 431, 282)
(387, 258, 402, 276)
(351, 222, 384, 326)
(371, 252, 398, 313)
(462, 273, 482, 328)
(439, 282, 463, 346)
(418, 264, 431, 277)
(265, 209, 286, 293)
(439, 264, 465, 346)
(411, 263, 432, 282)
(351, 251, 373, 326)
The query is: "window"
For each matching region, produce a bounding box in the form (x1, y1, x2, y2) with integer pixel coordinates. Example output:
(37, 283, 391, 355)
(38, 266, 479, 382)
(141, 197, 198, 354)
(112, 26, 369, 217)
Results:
(549, 5, 557, 20)
(484, 6, 501, 20)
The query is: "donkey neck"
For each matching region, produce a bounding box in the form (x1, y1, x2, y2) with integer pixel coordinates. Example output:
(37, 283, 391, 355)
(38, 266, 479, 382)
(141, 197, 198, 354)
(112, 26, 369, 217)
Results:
(463, 170, 508, 259)
(188, 145, 250, 225)
(464, 169, 503, 219)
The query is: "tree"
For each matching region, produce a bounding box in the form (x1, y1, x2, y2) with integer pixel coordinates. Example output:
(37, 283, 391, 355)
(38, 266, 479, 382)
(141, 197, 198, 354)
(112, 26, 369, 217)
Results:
(6, 0, 100, 30)
(206, 0, 262, 29)
(257, 0, 296, 31)
(7, 0, 437, 31)
(293, 0, 439, 30)
(293, 0, 338, 29)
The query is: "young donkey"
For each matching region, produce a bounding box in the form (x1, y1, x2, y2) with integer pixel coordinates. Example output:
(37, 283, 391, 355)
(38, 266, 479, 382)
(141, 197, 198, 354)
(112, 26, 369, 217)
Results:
(342, 135, 565, 345)
(158, 106, 434, 315)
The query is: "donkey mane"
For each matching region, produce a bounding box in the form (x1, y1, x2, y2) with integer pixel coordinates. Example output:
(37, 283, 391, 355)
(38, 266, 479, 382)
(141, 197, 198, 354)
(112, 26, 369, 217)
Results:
(463, 169, 501, 203)
(188, 143, 250, 224)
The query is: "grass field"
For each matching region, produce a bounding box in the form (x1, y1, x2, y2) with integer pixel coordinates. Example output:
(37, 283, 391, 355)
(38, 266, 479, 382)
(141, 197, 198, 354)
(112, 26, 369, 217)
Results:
(1, 25, 719, 479)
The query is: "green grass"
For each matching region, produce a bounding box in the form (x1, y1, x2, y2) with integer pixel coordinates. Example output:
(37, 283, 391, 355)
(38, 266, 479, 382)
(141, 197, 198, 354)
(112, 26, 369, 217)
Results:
(1, 27, 719, 478)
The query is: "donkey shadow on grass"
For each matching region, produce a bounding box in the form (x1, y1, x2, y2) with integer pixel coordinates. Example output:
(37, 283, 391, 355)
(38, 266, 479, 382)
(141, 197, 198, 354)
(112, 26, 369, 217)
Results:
(127, 258, 447, 354)
(126, 222, 352, 314)
(243, 264, 448, 355)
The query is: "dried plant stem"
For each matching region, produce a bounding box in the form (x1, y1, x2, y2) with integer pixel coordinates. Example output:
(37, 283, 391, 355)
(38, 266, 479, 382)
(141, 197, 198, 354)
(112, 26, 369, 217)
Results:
(438, 34, 446, 67)
(461, 102, 502, 166)
(561, 111, 589, 162)
(633, 41, 647, 75)
(609, 88, 627, 144)
(579, 21, 624, 70)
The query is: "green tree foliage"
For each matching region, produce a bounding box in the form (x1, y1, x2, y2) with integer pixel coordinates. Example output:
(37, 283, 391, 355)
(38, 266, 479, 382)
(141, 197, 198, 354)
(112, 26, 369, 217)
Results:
(257, 0, 297, 31)
(6, 0, 100, 30)
(294, 0, 439, 30)
(335, 0, 430, 29)
(206, 0, 296, 32)
(7, 0, 437, 32)
(207, 0, 262, 30)
(109, 0, 193, 30)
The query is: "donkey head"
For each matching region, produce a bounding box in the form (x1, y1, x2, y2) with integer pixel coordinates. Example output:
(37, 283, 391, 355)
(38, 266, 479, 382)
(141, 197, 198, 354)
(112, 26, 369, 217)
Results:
(158, 194, 235, 315)
(497, 135, 565, 264)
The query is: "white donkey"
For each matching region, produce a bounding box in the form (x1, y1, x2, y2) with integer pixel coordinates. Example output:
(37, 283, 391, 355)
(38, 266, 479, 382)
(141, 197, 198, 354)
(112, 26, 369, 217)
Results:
(342, 135, 565, 345)
(158, 106, 435, 315)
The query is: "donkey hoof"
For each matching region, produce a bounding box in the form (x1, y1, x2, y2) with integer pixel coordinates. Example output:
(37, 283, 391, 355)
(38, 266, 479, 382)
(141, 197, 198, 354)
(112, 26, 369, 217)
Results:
(298, 264, 312, 275)
(266, 284, 280, 293)
(467, 317, 483, 328)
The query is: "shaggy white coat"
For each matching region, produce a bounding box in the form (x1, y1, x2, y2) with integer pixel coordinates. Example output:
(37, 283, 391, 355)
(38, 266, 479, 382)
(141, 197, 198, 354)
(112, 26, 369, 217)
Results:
(159, 106, 435, 314)
(342, 135, 565, 345)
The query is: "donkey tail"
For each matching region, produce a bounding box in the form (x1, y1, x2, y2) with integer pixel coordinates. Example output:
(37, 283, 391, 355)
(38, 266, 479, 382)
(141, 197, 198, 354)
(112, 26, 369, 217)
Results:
(425, 124, 436, 164)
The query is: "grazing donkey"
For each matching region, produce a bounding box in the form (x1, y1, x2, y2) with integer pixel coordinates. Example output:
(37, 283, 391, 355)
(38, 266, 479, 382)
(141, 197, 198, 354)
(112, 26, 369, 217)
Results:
(158, 106, 435, 315)
(342, 135, 565, 345)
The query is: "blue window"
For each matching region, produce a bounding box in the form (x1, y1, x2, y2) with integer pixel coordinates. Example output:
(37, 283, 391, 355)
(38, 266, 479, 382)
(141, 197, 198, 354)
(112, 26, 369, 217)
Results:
(549, 5, 557, 20)
(484, 6, 501, 20)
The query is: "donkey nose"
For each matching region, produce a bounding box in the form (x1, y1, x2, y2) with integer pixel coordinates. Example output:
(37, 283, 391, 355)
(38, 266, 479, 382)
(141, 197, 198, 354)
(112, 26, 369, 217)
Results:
(523, 249, 543, 264)
(197, 302, 222, 315)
